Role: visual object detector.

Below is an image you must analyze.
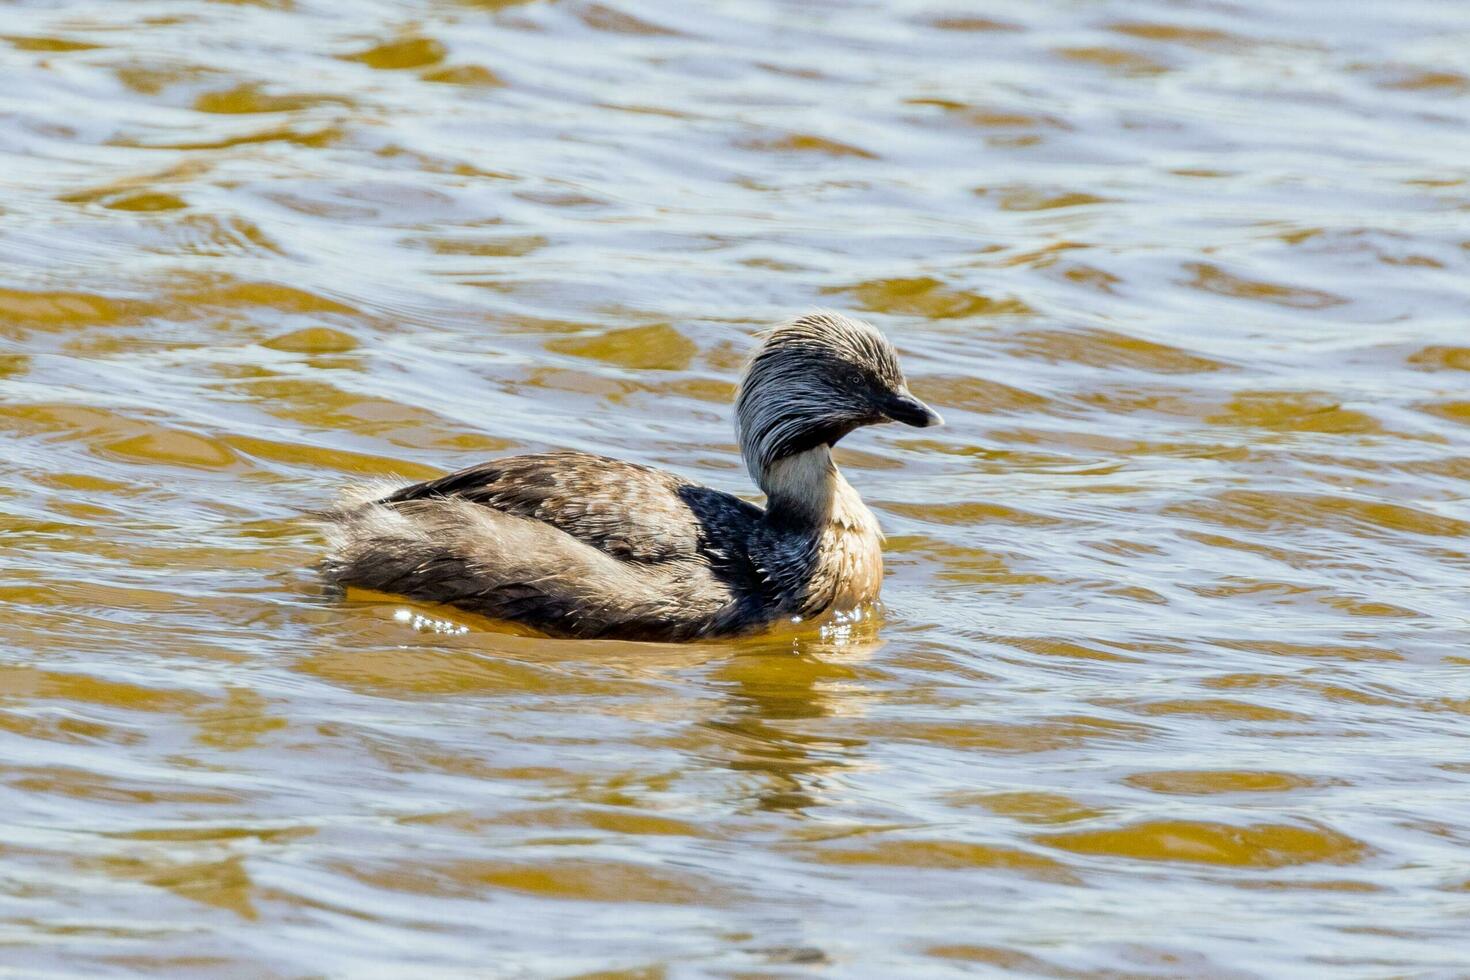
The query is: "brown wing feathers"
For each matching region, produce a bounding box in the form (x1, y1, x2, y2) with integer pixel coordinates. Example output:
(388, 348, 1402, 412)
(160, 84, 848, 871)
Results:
(383, 452, 708, 563)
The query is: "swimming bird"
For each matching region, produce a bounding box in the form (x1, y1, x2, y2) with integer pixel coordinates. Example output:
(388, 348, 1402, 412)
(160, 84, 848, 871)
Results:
(320, 312, 941, 641)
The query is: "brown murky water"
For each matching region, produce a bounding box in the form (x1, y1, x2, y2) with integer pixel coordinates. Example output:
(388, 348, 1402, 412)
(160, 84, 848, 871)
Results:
(3, 0, 1469, 975)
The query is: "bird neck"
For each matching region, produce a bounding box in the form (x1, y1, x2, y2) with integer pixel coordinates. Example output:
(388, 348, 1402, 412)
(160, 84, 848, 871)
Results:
(758, 445, 885, 618)
(759, 446, 878, 537)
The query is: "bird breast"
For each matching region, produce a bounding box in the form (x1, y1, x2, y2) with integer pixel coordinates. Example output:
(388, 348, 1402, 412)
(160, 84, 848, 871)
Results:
(805, 471, 884, 615)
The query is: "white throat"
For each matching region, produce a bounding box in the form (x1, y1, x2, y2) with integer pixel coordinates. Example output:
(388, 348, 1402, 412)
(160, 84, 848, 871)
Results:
(760, 446, 881, 537)
(762, 445, 835, 519)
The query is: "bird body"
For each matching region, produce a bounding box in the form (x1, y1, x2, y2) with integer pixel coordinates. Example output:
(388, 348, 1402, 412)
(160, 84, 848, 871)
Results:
(320, 312, 940, 641)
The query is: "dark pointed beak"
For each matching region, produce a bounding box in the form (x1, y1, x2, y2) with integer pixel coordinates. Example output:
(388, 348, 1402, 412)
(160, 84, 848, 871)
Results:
(880, 390, 944, 428)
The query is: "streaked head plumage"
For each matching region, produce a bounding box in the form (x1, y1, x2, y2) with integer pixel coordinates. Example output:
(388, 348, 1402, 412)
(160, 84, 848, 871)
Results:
(736, 312, 940, 491)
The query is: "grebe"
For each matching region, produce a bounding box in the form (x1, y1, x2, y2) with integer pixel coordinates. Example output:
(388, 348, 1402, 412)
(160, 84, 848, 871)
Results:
(320, 312, 941, 640)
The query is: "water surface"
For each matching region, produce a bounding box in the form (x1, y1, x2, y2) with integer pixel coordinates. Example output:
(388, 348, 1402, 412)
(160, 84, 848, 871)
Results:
(2, 0, 1469, 975)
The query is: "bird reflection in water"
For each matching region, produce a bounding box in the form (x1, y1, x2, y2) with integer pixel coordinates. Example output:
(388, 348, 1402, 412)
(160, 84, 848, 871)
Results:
(307, 592, 886, 816)
(702, 609, 884, 813)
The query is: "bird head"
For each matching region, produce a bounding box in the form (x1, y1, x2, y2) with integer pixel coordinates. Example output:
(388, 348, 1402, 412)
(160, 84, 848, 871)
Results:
(736, 312, 941, 491)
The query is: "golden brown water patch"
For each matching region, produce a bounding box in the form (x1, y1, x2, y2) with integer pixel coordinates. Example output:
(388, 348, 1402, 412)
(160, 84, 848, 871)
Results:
(1055, 46, 1169, 76)
(908, 101, 1065, 131)
(296, 646, 638, 698)
(1038, 820, 1368, 868)
(1184, 262, 1345, 309)
(1203, 673, 1412, 708)
(899, 373, 1052, 417)
(954, 791, 1108, 825)
(1408, 346, 1470, 371)
(103, 192, 189, 212)
(177, 280, 358, 316)
(412, 233, 546, 257)
(1003, 327, 1227, 373)
(342, 37, 446, 70)
(878, 716, 1157, 753)
(1206, 391, 1381, 435)
(5, 35, 103, 51)
(837, 277, 1033, 319)
(92, 854, 259, 919)
(1109, 698, 1304, 722)
(800, 839, 1079, 883)
(0, 288, 140, 331)
(998, 636, 1144, 663)
(10, 768, 242, 806)
(1378, 69, 1470, 94)
(261, 327, 359, 353)
(224, 435, 446, 478)
(1419, 400, 1470, 427)
(547, 323, 698, 371)
(1108, 22, 1244, 48)
(741, 133, 876, 158)
(124, 125, 343, 152)
(883, 500, 1065, 527)
(1124, 770, 1323, 795)
(193, 84, 345, 114)
(1173, 490, 1470, 540)
(574, 3, 684, 37)
(924, 16, 1021, 33)
(0, 665, 208, 713)
(344, 858, 734, 904)
(422, 64, 504, 86)
(992, 188, 1113, 211)
(102, 429, 242, 470)
(406, 806, 706, 837)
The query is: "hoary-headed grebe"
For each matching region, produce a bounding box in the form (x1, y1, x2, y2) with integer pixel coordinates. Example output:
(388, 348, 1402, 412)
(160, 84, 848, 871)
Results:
(321, 312, 941, 640)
